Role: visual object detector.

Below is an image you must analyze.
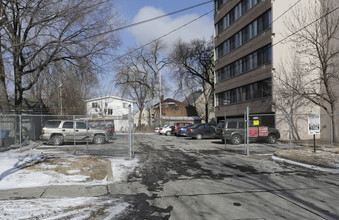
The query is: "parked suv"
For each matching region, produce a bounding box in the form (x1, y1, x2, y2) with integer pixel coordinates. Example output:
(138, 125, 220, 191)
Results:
(40, 120, 108, 145)
(216, 119, 280, 145)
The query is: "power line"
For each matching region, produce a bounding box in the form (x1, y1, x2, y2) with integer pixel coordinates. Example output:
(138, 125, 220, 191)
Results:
(0, 1, 213, 58)
(85, 0, 213, 40)
(113, 0, 301, 67)
(271, 0, 302, 25)
(272, 5, 339, 47)
(102, 9, 214, 66)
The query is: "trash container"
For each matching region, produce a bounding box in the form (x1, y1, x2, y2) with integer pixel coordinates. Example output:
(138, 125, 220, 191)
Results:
(0, 129, 10, 147)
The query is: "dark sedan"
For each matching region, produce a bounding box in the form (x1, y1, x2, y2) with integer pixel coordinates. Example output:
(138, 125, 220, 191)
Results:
(178, 124, 194, 136)
(186, 123, 217, 140)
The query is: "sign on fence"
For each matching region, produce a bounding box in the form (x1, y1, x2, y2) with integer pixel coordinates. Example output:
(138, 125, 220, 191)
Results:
(259, 127, 268, 136)
(249, 127, 258, 137)
(308, 114, 320, 135)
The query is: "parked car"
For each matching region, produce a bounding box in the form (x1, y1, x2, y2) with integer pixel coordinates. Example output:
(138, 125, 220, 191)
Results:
(177, 124, 194, 136)
(86, 118, 115, 140)
(172, 122, 192, 136)
(159, 125, 174, 136)
(40, 120, 108, 145)
(186, 123, 217, 140)
(217, 118, 280, 145)
(155, 127, 160, 133)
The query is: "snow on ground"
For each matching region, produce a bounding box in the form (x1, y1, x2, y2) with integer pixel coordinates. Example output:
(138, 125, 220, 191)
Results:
(0, 197, 129, 220)
(0, 143, 139, 189)
(0, 142, 139, 219)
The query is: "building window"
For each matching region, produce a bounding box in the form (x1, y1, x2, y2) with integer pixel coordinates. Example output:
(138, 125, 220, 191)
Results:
(108, 109, 113, 115)
(215, 0, 259, 36)
(123, 103, 129, 108)
(216, 78, 272, 106)
(216, 44, 272, 83)
(215, 0, 229, 12)
(92, 102, 98, 108)
(216, 9, 271, 59)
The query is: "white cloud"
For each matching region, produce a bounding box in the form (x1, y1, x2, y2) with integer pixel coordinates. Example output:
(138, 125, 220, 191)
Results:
(129, 6, 213, 49)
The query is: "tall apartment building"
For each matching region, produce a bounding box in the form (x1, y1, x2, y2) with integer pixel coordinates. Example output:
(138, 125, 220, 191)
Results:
(214, 0, 339, 140)
(214, 0, 274, 124)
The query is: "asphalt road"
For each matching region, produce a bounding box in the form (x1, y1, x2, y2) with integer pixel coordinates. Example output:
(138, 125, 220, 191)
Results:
(116, 134, 339, 220)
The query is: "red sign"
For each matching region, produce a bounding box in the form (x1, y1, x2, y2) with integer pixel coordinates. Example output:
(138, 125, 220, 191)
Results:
(259, 127, 268, 136)
(249, 127, 258, 137)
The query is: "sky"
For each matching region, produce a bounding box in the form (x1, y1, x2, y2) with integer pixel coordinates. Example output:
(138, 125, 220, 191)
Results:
(99, 0, 214, 98)
(116, 0, 214, 50)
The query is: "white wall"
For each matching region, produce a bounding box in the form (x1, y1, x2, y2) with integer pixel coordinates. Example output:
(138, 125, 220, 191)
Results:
(272, 0, 321, 140)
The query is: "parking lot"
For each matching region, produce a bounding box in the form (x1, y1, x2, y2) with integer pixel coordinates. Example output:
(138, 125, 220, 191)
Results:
(155, 131, 294, 155)
(117, 133, 339, 219)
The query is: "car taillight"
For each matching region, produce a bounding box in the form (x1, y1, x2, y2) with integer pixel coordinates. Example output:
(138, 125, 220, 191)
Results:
(188, 129, 192, 132)
(160, 128, 163, 130)
(42, 129, 45, 135)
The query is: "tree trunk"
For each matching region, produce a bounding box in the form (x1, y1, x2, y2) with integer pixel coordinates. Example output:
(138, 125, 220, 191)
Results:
(138, 107, 143, 130)
(14, 70, 23, 114)
(0, 56, 10, 113)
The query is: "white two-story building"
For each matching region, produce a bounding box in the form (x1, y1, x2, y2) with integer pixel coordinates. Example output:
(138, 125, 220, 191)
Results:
(85, 96, 135, 132)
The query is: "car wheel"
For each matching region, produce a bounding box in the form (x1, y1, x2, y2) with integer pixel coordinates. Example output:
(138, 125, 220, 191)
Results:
(231, 134, 241, 145)
(221, 139, 225, 144)
(166, 131, 171, 136)
(196, 134, 203, 140)
(93, 134, 106, 144)
(267, 134, 277, 144)
(51, 135, 63, 145)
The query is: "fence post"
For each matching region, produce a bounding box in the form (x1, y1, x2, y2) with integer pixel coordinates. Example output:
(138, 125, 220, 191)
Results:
(224, 112, 227, 150)
(128, 105, 134, 159)
(86, 115, 89, 152)
(330, 114, 333, 147)
(19, 114, 22, 151)
(0, 114, 2, 147)
(243, 111, 246, 154)
(73, 115, 76, 155)
(288, 114, 292, 149)
(246, 107, 250, 156)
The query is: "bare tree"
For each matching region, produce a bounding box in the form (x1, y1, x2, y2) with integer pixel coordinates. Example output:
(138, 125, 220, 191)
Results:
(116, 62, 149, 129)
(0, 0, 120, 113)
(171, 38, 214, 122)
(284, 0, 339, 141)
(115, 40, 171, 128)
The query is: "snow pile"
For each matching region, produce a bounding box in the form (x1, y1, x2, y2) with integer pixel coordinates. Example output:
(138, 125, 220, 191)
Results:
(0, 147, 139, 189)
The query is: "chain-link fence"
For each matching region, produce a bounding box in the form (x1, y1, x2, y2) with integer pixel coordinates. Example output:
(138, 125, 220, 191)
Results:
(0, 112, 134, 158)
(221, 110, 339, 155)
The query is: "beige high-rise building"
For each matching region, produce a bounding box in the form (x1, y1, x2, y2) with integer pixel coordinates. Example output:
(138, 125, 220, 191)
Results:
(214, 0, 339, 141)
